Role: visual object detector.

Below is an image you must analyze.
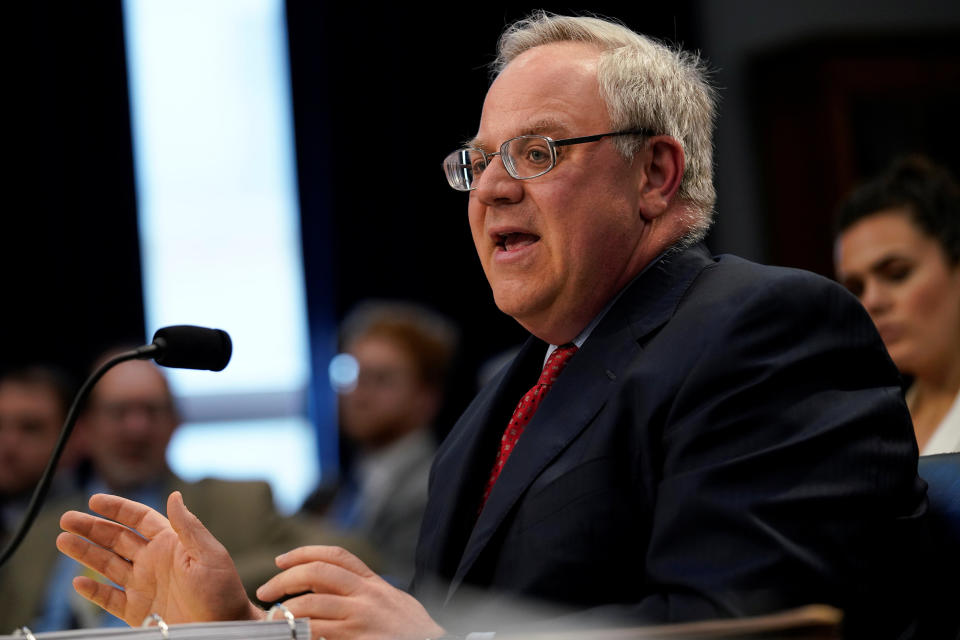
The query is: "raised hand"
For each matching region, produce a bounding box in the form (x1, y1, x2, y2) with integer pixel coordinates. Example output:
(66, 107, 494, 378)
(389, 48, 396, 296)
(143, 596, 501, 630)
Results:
(57, 491, 262, 626)
(256, 545, 444, 640)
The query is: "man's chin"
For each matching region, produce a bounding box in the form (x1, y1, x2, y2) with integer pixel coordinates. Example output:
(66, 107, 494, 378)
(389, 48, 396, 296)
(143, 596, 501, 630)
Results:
(0, 481, 36, 501)
(103, 467, 161, 492)
(493, 291, 543, 327)
(494, 298, 566, 344)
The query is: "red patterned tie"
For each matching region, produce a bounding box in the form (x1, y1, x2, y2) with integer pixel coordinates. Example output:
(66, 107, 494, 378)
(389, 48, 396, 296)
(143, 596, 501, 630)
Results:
(479, 344, 578, 510)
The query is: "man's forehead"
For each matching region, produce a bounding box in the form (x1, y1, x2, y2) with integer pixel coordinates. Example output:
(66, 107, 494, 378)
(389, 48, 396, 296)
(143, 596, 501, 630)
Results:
(95, 362, 170, 401)
(0, 382, 59, 407)
(468, 117, 573, 150)
(469, 43, 604, 150)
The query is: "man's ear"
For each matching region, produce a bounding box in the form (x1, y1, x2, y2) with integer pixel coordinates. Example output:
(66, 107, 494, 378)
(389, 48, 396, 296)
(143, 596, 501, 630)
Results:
(637, 136, 685, 220)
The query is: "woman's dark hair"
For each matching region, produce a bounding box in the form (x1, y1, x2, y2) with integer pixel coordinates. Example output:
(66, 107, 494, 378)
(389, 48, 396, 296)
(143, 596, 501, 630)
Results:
(836, 155, 960, 264)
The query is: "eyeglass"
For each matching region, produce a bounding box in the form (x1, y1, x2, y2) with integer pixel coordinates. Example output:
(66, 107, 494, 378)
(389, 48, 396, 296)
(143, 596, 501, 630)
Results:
(442, 129, 654, 192)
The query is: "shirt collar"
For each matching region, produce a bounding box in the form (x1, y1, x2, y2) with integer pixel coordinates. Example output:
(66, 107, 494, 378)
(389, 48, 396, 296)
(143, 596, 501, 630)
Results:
(543, 248, 670, 367)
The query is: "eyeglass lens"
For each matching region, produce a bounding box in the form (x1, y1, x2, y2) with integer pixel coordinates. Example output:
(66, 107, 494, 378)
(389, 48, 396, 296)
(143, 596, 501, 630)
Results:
(444, 135, 557, 191)
(503, 136, 555, 180)
(443, 149, 480, 191)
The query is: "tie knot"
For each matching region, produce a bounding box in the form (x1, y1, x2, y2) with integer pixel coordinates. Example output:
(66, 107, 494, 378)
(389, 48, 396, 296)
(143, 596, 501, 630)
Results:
(538, 344, 578, 386)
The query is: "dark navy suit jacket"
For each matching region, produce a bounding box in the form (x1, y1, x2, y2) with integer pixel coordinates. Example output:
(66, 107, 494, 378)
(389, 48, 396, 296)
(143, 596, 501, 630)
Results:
(413, 244, 927, 637)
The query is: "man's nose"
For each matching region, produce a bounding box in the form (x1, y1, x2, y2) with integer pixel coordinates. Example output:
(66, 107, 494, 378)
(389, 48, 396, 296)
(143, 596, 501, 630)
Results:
(120, 408, 155, 436)
(474, 155, 524, 205)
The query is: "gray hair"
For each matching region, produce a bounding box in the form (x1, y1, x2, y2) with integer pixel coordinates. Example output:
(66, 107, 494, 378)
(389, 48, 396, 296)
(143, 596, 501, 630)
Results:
(494, 12, 718, 244)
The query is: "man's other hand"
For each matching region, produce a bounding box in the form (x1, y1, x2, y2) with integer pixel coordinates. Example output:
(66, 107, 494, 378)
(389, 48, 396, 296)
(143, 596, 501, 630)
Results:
(257, 545, 445, 640)
(57, 491, 262, 626)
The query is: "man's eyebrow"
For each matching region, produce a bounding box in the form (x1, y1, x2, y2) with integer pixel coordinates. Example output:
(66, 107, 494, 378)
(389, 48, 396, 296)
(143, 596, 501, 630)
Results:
(522, 118, 571, 137)
(467, 118, 572, 150)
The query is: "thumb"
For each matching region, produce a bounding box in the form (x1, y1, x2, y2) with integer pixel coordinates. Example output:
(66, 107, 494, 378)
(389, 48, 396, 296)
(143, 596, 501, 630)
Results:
(167, 491, 222, 554)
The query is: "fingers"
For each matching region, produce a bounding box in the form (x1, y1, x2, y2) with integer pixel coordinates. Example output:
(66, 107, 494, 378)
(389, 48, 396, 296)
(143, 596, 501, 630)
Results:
(56, 532, 133, 589)
(283, 594, 352, 640)
(274, 579, 446, 640)
(87, 493, 171, 539)
(58, 511, 149, 560)
(72, 575, 130, 623)
(166, 491, 224, 556)
(275, 545, 373, 576)
(282, 592, 349, 621)
(256, 560, 362, 603)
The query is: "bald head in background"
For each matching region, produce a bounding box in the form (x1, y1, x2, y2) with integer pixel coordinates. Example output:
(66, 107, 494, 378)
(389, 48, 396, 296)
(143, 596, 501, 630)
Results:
(80, 360, 179, 493)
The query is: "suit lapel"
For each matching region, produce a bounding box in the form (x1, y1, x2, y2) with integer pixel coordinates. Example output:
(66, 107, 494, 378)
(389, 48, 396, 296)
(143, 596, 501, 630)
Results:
(418, 339, 545, 582)
(447, 322, 641, 599)
(435, 244, 716, 602)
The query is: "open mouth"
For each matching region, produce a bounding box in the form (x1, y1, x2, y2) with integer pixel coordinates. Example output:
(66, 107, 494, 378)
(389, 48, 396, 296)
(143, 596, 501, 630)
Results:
(497, 232, 540, 252)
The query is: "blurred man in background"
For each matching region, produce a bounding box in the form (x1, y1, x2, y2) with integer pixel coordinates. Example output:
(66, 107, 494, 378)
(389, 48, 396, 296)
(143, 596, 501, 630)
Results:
(0, 365, 84, 630)
(0, 365, 84, 544)
(0, 366, 79, 526)
(303, 300, 459, 585)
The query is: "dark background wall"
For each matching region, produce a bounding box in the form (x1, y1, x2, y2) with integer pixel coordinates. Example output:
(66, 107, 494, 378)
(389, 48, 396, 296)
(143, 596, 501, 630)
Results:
(7, 3, 142, 378)
(4, 1, 959, 450)
(700, 0, 960, 276)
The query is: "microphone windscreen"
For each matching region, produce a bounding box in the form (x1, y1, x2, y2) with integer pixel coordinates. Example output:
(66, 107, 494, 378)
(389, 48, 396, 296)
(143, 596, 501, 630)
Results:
(151, 325, 232, 371)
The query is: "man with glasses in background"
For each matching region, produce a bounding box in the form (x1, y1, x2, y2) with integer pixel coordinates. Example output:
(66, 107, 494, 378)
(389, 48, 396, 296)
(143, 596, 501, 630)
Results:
(57, 12, 926, 640)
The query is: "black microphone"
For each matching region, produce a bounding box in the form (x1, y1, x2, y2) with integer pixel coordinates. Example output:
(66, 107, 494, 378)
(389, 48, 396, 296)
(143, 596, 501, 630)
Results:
(137, 325, 233, 371)
(0, 325, 233, 568)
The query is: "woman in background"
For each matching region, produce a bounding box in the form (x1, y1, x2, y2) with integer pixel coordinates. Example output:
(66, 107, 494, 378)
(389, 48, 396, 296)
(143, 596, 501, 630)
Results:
(835, 155, 960, 453)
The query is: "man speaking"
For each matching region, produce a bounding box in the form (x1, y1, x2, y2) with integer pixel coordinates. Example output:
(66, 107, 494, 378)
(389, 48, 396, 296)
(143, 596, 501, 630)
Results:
(57, 12, 926, 640)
